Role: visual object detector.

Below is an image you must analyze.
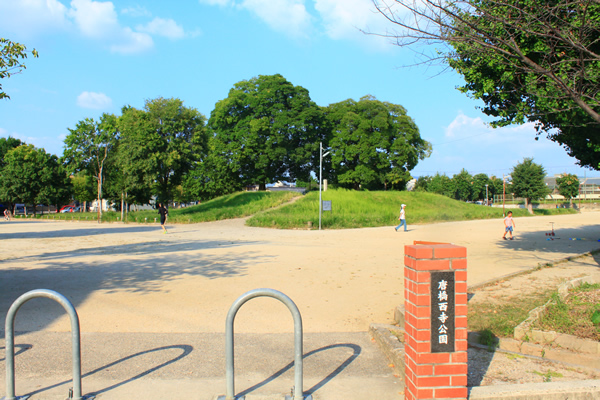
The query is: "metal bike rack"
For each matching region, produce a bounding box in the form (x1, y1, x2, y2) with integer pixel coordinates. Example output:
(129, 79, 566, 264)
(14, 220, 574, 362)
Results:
(2, 289, 93, 400)
(219, 288, 311, 400)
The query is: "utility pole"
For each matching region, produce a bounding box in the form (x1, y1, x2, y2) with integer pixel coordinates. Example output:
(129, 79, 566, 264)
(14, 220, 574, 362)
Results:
(503, 175, 506, 217)
(319, 142, 330, 230)
(485, 184, 488, 206)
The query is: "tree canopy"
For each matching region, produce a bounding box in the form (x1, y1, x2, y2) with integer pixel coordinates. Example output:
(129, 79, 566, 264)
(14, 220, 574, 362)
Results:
(372, 0, 600, 170)
(1, 38, 38, 100)
(119, 97, 208, 203)
(326, 95, 431, 190)
(510, 158, 550, 212)
(451, 169, 473, 201)
(0, 144, 70, 212)
(0, 136, 22, 168)
(208, 74, 328, 190)
(427, 173, 455, 198)
(63, 113, 118, 216)
(555, 173, 580, 201)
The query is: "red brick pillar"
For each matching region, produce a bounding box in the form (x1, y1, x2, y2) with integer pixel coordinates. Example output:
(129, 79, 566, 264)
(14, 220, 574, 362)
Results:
(403, 243, 468, 400)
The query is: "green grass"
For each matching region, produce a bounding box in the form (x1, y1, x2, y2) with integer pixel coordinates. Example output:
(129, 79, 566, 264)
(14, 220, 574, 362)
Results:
(246, 189, 577, 229)
(120, 191, 300, 224)
(34, 191, 301, 224)
(29, 188, 577, 229)
(468, 288, 557, 338)
(469, 279, 600, 342)
(534, 283, 600, 341)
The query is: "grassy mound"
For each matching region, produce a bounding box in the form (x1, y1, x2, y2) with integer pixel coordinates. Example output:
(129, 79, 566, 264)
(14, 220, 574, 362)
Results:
(37, 189, 576, 229)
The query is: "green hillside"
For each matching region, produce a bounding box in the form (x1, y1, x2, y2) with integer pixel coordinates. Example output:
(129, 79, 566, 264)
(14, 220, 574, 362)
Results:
(40, 189, 576, 229)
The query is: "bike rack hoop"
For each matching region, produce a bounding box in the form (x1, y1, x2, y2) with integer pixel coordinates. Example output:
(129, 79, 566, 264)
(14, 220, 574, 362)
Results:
(2, 289, 93, 400)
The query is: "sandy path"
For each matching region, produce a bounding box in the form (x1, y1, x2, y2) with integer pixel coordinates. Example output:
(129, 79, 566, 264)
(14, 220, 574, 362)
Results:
(0, 212, 598, 335)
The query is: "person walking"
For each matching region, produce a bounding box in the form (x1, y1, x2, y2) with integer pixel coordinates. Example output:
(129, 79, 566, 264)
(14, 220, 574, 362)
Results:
(503, 211, 515, 240)
(158, 202, 168, 234)
(395, 204, 407, 232)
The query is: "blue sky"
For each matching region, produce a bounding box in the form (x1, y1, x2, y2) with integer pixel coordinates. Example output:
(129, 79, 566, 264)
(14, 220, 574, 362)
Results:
(1, 0, 598, 179)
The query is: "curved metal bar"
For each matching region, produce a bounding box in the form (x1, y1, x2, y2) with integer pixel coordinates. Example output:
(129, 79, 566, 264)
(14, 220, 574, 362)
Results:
(4, 289, 84, 400)
(225, 288, 304, 400)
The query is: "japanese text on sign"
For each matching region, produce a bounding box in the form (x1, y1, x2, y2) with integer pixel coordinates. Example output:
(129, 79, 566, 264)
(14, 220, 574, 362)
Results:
(431, 271, 455, 352)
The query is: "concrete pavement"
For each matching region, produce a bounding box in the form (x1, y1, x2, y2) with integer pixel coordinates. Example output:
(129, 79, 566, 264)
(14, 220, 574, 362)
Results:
(1, 331, 402, 399)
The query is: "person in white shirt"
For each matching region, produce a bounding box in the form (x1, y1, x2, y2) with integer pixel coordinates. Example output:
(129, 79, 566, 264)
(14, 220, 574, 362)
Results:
(395, 204, 407, 232)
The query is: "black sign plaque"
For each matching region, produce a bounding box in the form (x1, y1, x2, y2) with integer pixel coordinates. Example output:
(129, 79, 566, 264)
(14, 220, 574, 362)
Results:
(430, 271, 455, 353)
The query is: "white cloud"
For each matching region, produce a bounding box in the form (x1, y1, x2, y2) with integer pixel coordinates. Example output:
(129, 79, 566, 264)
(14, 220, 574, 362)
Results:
(314, 0, 379, 39)
(241, 0, 312, 38)
(109, 28, 154, 54)
(0, 0, 70, 36)
(411, 111, 583, 177)
(444, 112, 487, 138)
(443, 112, 540, 144)
(66, 0, 154, 53)
(198, 0, 393, 46)
(69, 0, 118, 39)
(199, 0, 311, 38)
(0, 0, 191, 54)
(137, 17, 186, 40)
(121, 5, 152, 17)
(76, 91, 113, 109)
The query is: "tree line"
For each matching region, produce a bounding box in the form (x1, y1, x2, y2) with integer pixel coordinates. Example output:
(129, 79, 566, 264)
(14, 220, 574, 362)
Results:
(0, 74, 432, 214)
(415, 158, 581, 213)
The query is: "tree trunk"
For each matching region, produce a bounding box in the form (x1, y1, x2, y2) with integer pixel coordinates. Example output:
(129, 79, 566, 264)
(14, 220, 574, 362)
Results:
(121, 192, 125, 222)
(525, 198, 534, 215)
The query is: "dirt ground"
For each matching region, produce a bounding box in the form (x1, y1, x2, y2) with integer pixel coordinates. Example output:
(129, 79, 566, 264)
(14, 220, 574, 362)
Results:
(1, 212, 598, 336)
(467, 253, 600, 386)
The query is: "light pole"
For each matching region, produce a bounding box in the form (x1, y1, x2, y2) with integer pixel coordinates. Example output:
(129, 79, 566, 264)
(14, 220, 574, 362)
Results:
(319, 142, 330, 230)
(502, 175, 511, 216)
(503, 175, 506, 216)
(485, 184, 488, 206)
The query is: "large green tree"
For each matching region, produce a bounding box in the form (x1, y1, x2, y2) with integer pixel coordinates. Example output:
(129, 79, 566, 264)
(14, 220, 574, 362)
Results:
(427, 173, 455, 198)
(555, 173, 580, 203)
(510, 158, 550, 213)
(490, 175, 505, 202)
(0, 145, 70, 214)
(373, 0, 600, 170)
(181, 137, 244, 201)
(326, 95, 431, 190)
(451, 169, 473, 201)
(208, 74, 328, 190)
(472, 173, 492, 202)
(1, 38, 38, 100)
(119, 97, 208, 203)
(63, 113, 119, 218)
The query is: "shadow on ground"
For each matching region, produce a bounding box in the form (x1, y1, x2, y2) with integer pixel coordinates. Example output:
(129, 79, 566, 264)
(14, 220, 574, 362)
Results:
(0, 220, 161, 240)
(21, 344, 194, 398)
(237, 343, 361, 398)
(0, 236, 273, 337)
(497, 224, 600, 257)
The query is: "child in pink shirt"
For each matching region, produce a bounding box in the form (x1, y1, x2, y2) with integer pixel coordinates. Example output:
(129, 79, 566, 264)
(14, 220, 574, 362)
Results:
(503, 211, 515, 240)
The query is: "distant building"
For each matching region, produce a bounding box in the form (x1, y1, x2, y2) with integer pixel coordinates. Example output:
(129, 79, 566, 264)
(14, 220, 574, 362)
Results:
(544, 175, 600, 200)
